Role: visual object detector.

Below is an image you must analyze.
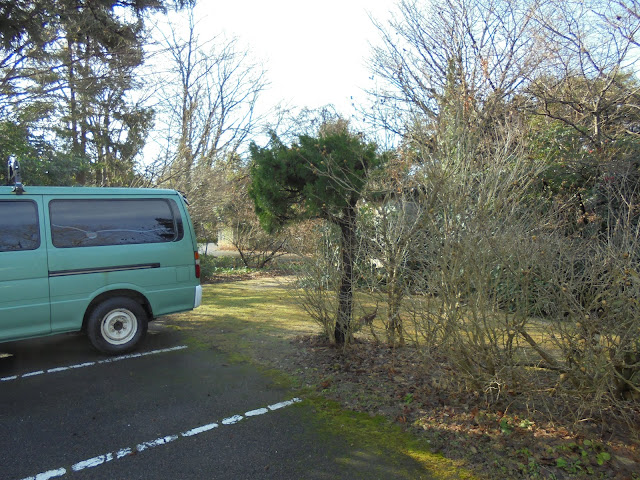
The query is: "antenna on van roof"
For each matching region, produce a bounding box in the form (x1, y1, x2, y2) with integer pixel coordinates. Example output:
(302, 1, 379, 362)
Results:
(7, 156, 25, 194)
(177, 190, 189, 205)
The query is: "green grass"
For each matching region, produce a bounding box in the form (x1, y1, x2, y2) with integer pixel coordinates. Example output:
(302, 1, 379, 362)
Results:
(199, 253, 305, 280)
(167, 278, 313, 363)
(200, 254, 255, 277)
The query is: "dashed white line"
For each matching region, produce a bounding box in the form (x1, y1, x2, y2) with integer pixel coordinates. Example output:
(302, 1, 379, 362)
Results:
(17, 397, 302, 480)
(20, 467, 66, 480)
(72, 453, 114, 472)
(48, 362, 95, 373)
(268, 398, 301, 410)
(137, 435, 179, 452)
(181, 422, 218, 437)
(116, 448, 133, 459)
(1, 346, 188, 382)
(98, 345, 188, 364)
(221, 414, 243, 425)
(245, 407, 268, 417)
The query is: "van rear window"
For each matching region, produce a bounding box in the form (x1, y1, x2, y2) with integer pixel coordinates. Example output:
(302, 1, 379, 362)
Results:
(0, 200, 40, 252)
(49, 199, 184, 248)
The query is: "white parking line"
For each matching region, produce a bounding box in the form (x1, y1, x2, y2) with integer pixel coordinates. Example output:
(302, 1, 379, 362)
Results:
(136, 435, 179, 453)
(1, 346, 188, 382)
(221, 414, 243, 425)
(181, 422, 218, 437)
(18, 397, 302, 480)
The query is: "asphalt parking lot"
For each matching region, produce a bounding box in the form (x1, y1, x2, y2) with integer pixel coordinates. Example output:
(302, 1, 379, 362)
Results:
(0, 321, 431, 480)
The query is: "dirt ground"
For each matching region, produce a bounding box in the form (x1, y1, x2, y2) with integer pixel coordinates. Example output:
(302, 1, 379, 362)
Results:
(282, 336, 640, 480)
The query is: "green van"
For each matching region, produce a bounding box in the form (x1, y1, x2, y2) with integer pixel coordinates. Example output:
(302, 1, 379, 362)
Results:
(1, 160, 202, 354)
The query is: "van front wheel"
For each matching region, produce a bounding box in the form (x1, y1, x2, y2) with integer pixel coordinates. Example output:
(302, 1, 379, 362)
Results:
(87, 297, 148, 354)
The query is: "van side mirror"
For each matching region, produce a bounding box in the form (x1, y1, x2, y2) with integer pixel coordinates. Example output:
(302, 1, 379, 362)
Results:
(7, 156, 25, 194)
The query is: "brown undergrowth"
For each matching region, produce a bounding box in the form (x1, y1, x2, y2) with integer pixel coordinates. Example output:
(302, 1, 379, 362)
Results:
(285, 335, 640, 479)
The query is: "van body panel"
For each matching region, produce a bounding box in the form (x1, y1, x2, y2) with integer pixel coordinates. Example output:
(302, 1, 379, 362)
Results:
(0, 250, 51, 341)
(0, 197, 50, 341)
(0, 186, 201, 349)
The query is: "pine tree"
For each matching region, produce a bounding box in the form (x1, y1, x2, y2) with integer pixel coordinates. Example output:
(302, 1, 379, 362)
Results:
(249, 119, 384, 344)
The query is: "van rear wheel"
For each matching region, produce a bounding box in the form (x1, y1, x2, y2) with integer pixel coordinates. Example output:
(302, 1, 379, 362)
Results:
(87, 297, 148, 354)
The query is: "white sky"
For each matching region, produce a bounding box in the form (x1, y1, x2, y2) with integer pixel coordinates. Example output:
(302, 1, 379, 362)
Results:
(192, 0, 393, 118)
(141, 1, 396, 163)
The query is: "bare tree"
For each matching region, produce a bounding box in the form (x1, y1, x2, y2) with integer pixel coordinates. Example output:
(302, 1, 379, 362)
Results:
(367, 0, 540, 137)
(150, 6, 268, 190)
(602, 0, 640, 51)
(526, 0, 640, 149)
(143, 6, 268, 242)
(218, 169, 290, 269)
(357, 154, 430, 346)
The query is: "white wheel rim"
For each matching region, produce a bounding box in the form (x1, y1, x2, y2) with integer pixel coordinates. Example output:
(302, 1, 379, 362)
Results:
(101, 308, 138, 345)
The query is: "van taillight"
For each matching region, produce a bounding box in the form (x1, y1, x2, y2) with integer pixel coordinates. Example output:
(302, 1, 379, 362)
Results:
(194, 251, 201, 279)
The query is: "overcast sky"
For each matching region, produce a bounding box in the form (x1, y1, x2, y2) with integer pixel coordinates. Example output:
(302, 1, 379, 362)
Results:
(193, 0, 393, 117)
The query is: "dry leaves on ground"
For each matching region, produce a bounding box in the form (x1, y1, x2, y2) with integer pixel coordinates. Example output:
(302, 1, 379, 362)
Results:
(284, 335, 640, 480)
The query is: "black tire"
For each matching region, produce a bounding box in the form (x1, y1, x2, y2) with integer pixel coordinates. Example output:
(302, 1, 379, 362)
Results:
(87, 297, 148, 354)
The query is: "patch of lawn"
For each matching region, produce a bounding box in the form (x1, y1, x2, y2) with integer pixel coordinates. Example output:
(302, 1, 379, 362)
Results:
(166, 278, 313, 367)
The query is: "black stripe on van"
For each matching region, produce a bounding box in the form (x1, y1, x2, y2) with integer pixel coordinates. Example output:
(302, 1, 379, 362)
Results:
(49, 263, 161, 277)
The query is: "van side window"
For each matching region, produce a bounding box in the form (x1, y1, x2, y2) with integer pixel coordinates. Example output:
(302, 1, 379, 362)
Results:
(49, 199, 184, 248)
(0, 200, 40, 252)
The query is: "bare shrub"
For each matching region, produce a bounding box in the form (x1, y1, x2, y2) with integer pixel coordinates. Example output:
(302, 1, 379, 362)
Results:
(536, 205, 640, 404)
(292, 223, 341, 342)
(223, 183, 290, 269)
(368, 136, 640, 422)
(357, 182, 430, 346)
(408, 137, 547, 391)
(295, 124, 639, 425)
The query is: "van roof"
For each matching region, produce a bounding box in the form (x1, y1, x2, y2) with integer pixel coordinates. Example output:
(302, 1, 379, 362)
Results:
(0, 186, 181, 196)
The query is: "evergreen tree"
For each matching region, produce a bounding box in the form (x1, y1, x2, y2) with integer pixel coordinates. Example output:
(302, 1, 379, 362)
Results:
(249, 119, 384, 344)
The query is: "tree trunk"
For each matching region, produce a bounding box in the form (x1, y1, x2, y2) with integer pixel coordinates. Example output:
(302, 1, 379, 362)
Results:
(387, 269, 405, 346)
(335, 204, 357, 345)
(66, 36, 85, 185)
